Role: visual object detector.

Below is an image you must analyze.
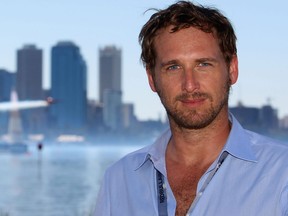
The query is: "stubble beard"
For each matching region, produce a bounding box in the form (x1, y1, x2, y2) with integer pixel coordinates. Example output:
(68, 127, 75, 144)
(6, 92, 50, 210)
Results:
(157, 78, 231, 130)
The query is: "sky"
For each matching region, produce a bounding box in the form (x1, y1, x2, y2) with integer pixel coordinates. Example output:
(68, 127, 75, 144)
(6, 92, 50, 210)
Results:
(1, 0, 287, 121)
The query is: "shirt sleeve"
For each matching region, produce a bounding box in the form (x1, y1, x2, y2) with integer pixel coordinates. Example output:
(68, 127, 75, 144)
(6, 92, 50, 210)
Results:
(280, 184, 288, 216)
(93, 171, 111, 216)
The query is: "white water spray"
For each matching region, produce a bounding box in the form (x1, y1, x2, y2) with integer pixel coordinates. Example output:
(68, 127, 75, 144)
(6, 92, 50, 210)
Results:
(0, 100, 50, 112)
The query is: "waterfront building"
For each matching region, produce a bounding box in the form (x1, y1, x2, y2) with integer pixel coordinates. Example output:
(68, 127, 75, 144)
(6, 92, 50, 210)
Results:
(103, 89, 122, 130)
(0, 69, 15, 134)
(50, 41, 87, 132)
(99, 46, 122, 129)
(0, 69, 15, 102)
(230, 102, 279, 131)
(16, 45, 45, 133)
(260, 105, 279, 129)
(229, 103, 260, 129)
(99, 46, 122, 103)
(16, 45, 43, 100)
(87, 100, 104, 132)
(122, 103, 137, 129)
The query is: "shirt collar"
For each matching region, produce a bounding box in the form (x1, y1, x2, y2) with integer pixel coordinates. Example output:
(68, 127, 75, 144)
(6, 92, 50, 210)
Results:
(134, 129, 171, 171)
(224, 113, 257, 162)
(134, 113, 257, 170)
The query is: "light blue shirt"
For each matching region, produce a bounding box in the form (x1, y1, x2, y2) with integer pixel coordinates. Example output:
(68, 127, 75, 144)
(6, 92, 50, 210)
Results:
(94, 115, 288, 215)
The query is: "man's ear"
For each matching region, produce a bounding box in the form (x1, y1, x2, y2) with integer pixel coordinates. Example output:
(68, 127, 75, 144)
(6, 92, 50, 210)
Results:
(229, 55, 239, 85)
(146, 68, 157, 92)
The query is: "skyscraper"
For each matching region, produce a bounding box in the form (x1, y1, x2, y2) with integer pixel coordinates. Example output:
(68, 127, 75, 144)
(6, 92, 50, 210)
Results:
(51, 41, 87, 132)
(99, 46, 122, 103)
(99, 46, 122, 130)
(16, 44, 43, 100)
(16, 45, 45, 133)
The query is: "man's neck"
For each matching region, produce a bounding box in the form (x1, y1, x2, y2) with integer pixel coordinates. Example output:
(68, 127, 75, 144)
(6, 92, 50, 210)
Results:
(166, 114, 231, 166)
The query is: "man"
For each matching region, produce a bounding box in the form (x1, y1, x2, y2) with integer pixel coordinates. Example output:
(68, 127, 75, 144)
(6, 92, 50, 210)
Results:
(94, 1, 288, 215)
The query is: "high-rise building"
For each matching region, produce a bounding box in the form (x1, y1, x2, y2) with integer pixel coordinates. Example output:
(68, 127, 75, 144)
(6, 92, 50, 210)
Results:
(50, 41, 87, 132)
(16, 45, 45, 134)
(16, 44, 43, 100)
(99, 46, 122, 130)
(99, 46, 121, 103)
(0, 69, 15, 134)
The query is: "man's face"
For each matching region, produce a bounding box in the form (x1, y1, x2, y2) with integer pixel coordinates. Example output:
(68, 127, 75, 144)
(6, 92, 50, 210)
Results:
(146, 26, 238, 129)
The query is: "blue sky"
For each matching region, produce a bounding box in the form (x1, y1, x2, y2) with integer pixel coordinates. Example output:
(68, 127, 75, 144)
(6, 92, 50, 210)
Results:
(1, 0, 287, 120)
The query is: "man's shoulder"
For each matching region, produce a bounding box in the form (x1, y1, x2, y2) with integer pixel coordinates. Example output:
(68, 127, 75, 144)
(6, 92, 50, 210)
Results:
(106, 129, 170, 174)
(106, 144, 153, 174)
(247, 129, 288, 148)
(246, 129, 288, 161)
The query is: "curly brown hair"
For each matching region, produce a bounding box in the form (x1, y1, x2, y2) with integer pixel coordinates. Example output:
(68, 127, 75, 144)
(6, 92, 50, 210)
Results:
(139, 1, 237, 73)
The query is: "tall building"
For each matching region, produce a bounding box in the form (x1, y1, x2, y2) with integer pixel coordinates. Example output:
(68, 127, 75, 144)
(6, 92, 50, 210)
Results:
(99, 46, 122, 130)
(16, 45, 45, 134)
(51, 41, 87, 132)
(0, 69, 15, 134)
(99, 46, 121, 103)
(16, 44, 43, 100)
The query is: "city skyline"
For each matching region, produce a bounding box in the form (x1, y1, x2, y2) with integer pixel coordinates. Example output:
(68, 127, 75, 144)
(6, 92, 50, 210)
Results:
(0, 56, 287, 141)
(1, 0, 288, 120)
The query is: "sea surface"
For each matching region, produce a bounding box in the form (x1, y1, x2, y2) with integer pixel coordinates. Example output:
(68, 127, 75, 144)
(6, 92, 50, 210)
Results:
(0, 143, 144, 216)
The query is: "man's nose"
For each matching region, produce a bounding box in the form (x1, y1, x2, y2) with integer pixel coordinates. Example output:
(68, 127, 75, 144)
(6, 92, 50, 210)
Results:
(182, 70, 200, 92)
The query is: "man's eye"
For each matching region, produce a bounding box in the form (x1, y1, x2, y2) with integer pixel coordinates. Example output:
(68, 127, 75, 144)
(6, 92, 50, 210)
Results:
(167, 65, 180, 70)
(198, 62, 211, 67)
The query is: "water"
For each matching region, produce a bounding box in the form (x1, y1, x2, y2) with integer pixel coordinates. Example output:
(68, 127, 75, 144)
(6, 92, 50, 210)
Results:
(0, 144, 143, 216)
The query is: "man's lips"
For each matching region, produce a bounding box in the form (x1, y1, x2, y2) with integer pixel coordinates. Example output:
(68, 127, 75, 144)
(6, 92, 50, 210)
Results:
(176, 92, 210, 107)
(180, 98, 206, 106)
